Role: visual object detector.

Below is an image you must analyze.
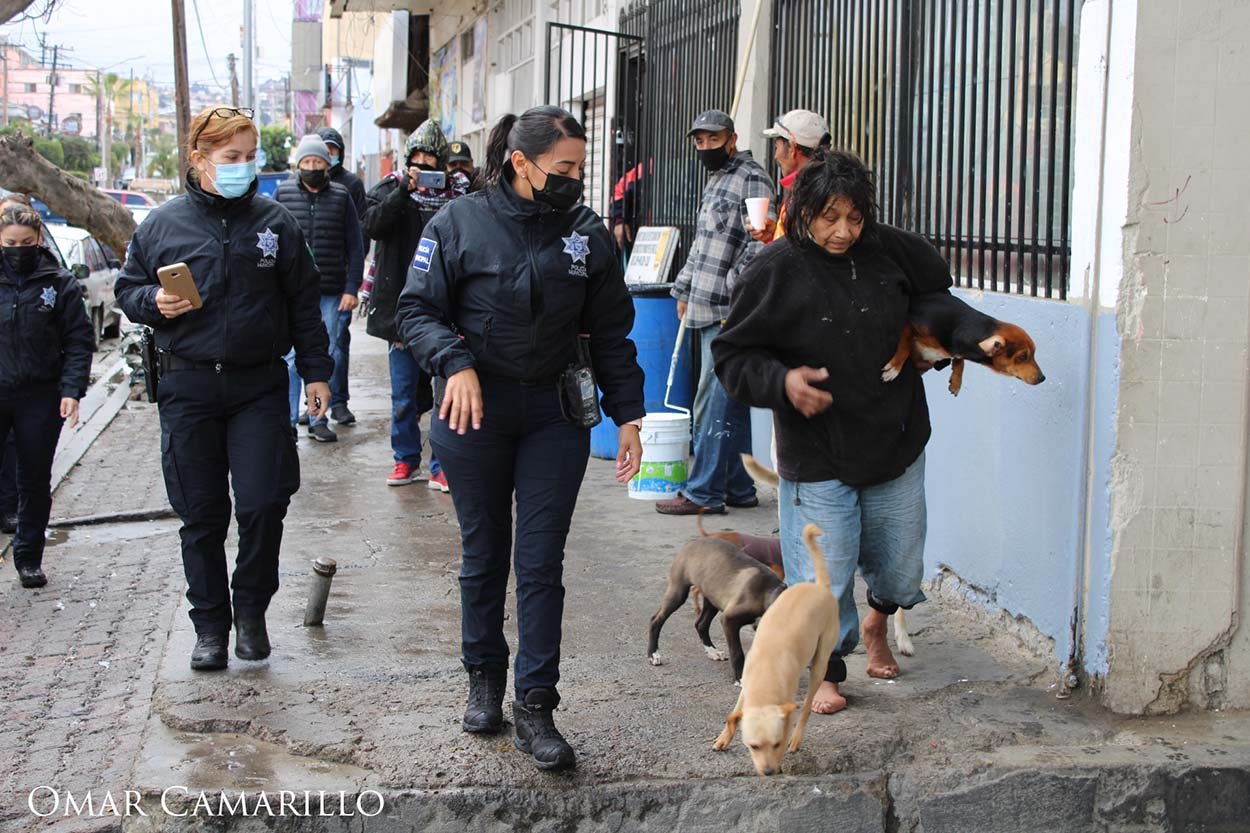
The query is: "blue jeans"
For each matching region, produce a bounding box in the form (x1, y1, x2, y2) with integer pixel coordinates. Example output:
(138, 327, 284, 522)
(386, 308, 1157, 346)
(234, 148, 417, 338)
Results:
(684, 323, 754, 508)
(286, 295, 345, 427)
(330, 312, 351, 408)
(779, 453, 927, 679)
(388, 345, 440, 474)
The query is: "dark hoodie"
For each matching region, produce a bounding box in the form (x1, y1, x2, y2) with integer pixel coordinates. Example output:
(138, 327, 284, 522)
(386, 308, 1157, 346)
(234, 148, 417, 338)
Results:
(0, 246, 94, 399)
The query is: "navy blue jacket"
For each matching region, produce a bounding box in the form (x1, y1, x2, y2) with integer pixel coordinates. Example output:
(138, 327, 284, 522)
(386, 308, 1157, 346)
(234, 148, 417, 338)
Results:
(395, 176, 645, 426)
(0, 247, 94, 399)
(115, 176, 333, 383)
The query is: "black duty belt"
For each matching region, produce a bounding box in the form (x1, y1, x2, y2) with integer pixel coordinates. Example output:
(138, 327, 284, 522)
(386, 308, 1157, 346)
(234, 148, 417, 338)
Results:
(157, 351, 271, 375)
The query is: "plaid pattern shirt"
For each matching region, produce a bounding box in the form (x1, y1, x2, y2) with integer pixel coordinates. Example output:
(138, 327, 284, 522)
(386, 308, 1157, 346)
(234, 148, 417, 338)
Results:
(671, 150, 775, 328)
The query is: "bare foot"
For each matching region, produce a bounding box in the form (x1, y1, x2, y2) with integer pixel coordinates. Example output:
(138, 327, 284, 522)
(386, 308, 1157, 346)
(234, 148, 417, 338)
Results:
(863, 609, 900, 679)
(811, 681, 847, 714)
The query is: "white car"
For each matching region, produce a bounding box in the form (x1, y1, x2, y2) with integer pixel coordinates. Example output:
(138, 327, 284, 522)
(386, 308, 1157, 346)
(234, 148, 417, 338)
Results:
(46, 224, 122, 340)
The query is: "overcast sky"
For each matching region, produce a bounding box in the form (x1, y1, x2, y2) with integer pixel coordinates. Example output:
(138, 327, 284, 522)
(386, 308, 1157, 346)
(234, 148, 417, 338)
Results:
(1, 0, 293, 88)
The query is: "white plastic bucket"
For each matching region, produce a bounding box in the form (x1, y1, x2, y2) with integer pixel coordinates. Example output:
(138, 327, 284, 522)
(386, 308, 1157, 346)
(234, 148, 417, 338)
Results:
(628, 412, 691, 500)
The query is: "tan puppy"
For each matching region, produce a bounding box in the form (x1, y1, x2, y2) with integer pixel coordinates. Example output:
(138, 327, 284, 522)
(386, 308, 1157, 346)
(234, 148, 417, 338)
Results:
(740, 454, 915, 657)
(712, 523, 839, 776)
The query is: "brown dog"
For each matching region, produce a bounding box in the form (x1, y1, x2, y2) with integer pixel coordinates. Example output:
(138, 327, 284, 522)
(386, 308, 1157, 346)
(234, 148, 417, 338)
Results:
(881, 292, 1045, 396)
(712, 523, 839, 776)
(691, 512, 786, 619)
(739, 454, 915, 657)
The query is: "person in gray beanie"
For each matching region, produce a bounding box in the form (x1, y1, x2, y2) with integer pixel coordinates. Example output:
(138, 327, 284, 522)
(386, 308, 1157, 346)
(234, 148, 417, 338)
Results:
(274, 134, 365, 442)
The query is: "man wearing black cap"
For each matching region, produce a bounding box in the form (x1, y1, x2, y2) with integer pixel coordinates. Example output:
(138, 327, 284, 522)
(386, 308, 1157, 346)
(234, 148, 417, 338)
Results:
(446, 140, 476, 182)
(316, 126, 367, 427)
(658, 109, 775, 516)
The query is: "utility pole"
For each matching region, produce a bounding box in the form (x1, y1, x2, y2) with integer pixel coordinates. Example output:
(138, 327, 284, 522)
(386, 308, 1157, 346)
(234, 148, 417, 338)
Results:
(227, 53, 239, 107)
(242, 0, 254, 110)
(171, 0, 191, 176)
(45, 44, 58, 137)
(283, 73, 291, 128)
(2, 39, 10, 129)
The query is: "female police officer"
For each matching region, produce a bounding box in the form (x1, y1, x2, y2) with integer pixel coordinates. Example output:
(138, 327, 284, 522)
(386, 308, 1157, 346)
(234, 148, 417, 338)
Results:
(396, 106, 645, 771)
(0, 206, 93, 588)
(115, 106, 332, 672)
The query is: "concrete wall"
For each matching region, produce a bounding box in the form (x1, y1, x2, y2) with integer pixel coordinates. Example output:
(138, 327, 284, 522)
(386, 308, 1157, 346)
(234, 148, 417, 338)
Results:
(1102, 0, 1250, 714)
(921, 291, 1098, 666)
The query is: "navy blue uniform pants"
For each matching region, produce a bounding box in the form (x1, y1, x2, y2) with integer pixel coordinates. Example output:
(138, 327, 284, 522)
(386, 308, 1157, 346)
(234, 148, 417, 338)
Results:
(431, 375, 590, 702)
(157, 362, 300, 634)
(0, 386, 63, 569)
(0, 428, 17, 518)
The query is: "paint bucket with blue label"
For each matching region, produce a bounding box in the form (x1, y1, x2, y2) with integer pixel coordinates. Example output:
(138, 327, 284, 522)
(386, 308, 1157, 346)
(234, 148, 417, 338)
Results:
(628, 411, 691, 500)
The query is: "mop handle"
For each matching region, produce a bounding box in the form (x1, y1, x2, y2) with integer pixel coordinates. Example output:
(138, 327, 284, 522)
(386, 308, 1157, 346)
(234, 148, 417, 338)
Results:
(662, 316, 690, 415)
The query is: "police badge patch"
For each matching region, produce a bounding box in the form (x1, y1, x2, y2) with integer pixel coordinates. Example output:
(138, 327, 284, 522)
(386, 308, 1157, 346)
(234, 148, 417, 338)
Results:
(562, 231, 590, 278)
(39, 285, 57, 310)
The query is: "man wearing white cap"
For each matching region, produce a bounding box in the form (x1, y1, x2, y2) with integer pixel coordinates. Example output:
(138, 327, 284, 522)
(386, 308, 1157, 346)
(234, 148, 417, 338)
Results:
(748, 109, 831, 243)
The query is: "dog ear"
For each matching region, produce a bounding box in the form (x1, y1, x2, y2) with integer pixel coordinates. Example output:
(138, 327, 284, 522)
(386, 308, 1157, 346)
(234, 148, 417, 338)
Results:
(978, 334, 1006, 357)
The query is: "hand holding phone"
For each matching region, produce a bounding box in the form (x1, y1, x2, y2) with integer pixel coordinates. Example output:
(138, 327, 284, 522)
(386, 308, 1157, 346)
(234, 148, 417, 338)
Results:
(156, 263, 203, 312)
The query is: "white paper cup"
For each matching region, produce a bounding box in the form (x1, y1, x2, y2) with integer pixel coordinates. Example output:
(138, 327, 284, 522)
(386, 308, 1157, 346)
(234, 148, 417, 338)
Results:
(745, 197, 770, 230)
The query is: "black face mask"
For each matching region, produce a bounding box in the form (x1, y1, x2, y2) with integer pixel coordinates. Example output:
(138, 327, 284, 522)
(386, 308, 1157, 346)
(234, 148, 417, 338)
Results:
(697, 145, 731, 172)
(529, 161, 583, 211)
(299, 168, 329, 189)
(2, 245, 40, 276)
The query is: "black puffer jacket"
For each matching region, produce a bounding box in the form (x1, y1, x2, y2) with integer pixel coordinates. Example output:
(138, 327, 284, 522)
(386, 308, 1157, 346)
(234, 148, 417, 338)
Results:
(115, 176, 333, 383)
(395, 176, 646, 426)
(273, 176, 362, 296)
(0, 247, 94, 399)
(362, 173, 426, 344)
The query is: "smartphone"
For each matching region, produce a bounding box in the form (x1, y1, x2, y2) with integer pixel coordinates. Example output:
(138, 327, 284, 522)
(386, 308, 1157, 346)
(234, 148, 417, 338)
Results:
(156, 262, 203, 309)
(416, 170, 447, 190)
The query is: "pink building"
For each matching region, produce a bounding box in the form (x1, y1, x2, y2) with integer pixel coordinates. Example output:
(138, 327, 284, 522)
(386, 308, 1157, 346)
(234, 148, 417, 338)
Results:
(2, 44, 101, 137)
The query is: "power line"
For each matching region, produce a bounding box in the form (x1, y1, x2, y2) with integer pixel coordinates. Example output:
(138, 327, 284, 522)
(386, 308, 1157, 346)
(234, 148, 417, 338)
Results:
(188, 0, 229, 93)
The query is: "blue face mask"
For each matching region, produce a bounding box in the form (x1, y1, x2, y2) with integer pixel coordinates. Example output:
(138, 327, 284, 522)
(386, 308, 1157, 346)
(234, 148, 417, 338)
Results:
(330, 155, 341, 168)
(207, 159, 256, 199)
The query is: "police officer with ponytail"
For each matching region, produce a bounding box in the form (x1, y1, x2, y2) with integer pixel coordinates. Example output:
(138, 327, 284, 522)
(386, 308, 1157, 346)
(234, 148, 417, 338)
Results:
(115, 106, 332, 672)
(396, 106, 645, 771)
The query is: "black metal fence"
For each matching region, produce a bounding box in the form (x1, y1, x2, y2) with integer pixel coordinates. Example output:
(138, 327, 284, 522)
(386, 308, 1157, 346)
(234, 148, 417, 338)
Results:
(545, 23, 644, 224)
(771, 0, 1077, 298)
(617, 0, 741, 269)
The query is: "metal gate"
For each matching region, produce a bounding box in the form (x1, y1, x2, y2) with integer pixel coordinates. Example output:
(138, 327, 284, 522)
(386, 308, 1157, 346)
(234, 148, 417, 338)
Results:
(544, 23, 644, 226)
(771, 0, 1078, 298)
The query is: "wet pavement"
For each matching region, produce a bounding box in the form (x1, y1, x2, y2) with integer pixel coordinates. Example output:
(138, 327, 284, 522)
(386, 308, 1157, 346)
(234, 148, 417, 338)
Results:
(5, 320, 1250, 832)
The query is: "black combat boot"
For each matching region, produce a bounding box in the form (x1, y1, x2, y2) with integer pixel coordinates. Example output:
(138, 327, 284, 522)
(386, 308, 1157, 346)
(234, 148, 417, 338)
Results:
(17, 565, 46, 588)
(462, 666, 507, 734)
(512, 688, 575, 771)
(234, 614, 271, 660)
(190, 632, 229, 671)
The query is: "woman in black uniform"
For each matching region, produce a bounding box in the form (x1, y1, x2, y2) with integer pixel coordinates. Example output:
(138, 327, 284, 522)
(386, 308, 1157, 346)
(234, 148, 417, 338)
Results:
(115, 106, 332, 672)
(396, 106, 645, 771)
(0, 206, 94, 588)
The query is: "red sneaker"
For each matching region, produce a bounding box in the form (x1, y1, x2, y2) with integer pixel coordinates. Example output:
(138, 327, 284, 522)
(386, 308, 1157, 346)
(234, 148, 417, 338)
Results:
(387, 462, 419, 486)
(428, 471, 450, 493)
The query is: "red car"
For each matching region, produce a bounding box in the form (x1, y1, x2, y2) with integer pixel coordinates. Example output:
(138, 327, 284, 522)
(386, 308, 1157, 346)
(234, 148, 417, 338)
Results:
(101, 189, 157, 207)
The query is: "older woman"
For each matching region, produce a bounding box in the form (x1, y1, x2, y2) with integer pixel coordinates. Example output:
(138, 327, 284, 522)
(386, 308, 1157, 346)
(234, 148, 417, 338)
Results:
(712, 150, 951, 714)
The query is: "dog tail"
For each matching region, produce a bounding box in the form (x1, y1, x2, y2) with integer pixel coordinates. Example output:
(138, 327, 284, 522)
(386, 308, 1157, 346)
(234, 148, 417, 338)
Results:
(741, 454, 780, 488)
(802, 523, 830, 589)
(696, 508, 710, 538)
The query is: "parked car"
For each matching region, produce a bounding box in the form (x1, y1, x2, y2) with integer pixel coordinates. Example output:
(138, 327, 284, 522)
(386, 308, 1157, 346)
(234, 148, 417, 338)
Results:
(102, 189, 157, 208)
(129, 206, 155, 226)
(30, 197, 67, 225)
(46, 224, 122, 340)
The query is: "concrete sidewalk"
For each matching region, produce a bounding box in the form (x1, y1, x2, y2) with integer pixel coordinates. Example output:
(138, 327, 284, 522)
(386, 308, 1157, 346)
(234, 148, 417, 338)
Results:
(6, 322, 1249, 832)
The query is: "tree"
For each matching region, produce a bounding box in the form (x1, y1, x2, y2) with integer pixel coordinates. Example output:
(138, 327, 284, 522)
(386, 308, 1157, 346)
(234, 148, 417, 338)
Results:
(0, 133, 136, 255)
(59, 135, 99, 174)
(147, 132, 178, 178)
(110, 142, 129, 169)
(260, 125, 294, 172)
(86, 72, 132, 181)
(0, 0, 58, 25)
(34, 137, 63, 167)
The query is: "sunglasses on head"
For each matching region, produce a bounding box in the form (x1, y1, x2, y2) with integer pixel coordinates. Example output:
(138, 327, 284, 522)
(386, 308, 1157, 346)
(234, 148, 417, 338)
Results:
(191, 107, 256, 150)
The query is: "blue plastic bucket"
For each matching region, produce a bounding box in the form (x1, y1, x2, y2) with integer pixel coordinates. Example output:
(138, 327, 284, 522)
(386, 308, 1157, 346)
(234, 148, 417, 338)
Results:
(590, 291, 693, 459)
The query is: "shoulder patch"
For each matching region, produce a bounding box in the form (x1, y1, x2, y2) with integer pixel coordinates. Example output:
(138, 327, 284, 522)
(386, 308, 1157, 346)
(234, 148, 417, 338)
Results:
(412, 238, 437, 272)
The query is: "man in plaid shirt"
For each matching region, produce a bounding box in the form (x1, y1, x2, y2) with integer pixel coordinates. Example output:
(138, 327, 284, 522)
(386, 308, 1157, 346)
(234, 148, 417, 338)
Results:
(659, 109, 776, 516)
